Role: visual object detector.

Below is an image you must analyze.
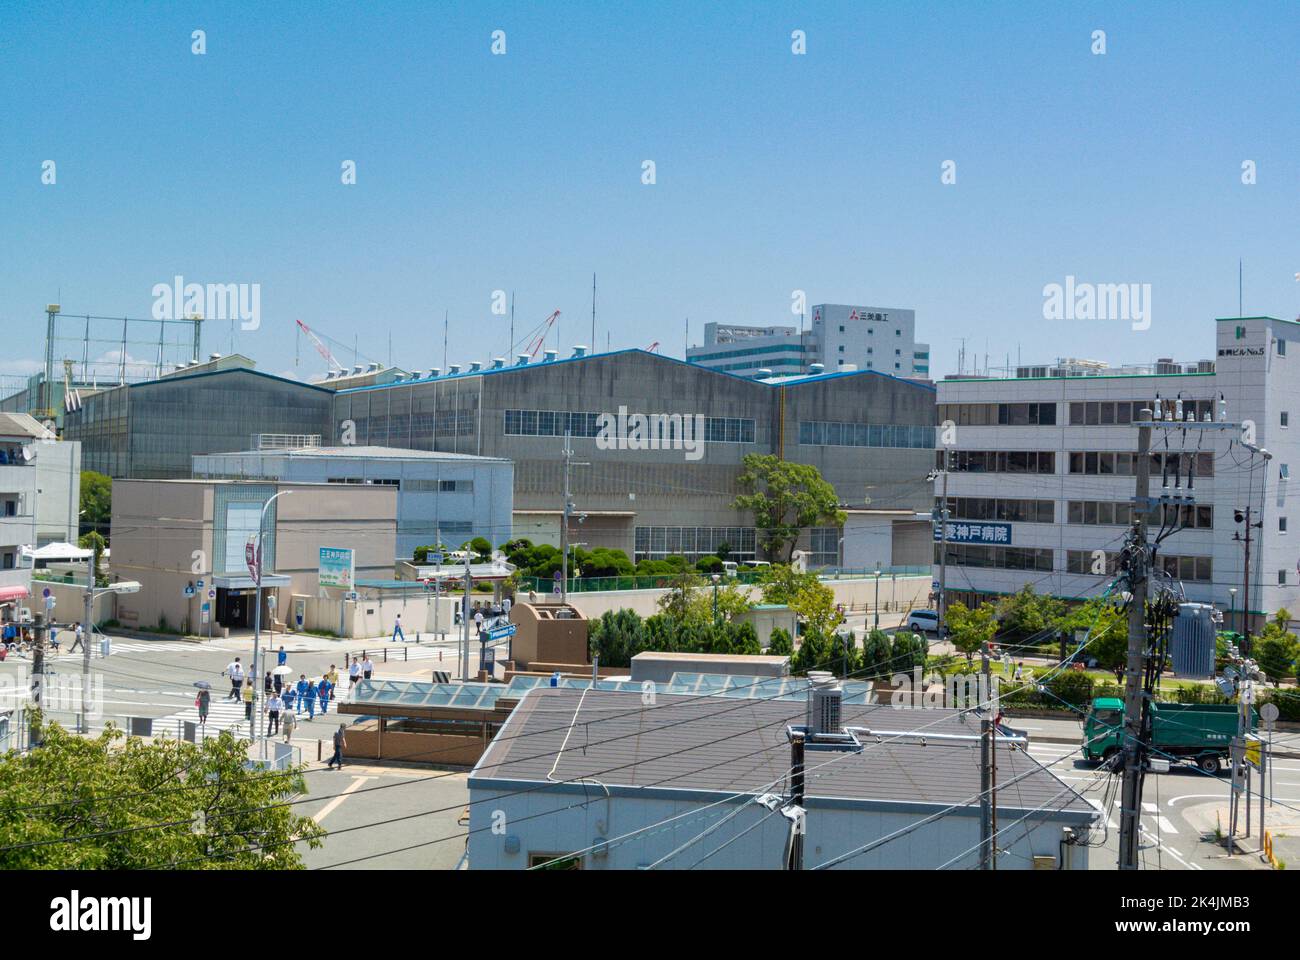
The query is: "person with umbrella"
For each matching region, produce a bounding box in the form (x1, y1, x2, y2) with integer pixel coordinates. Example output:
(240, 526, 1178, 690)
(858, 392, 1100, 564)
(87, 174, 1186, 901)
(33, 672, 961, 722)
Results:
(272, 663, 292, 696)
(193, 681, 211, 728)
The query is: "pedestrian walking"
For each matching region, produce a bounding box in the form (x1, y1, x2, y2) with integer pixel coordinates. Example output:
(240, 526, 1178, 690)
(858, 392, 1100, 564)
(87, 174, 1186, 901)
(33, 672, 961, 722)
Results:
(474, 608, 484, 637)
(362, 656, 374, 680)
(318, 677, 332, 715)
(242, 681, 254, 721)
(348, 659, 361, 690)
(391, 613, 405, 642)
(263, 670, 273, 694)
(276, 645, 287, 666)
(266, 692, 282, 735)
(281, 708, 296, 742)
(295, 674, 310, 715)
(224, 657, 244, 700)
(326, 664, 340, 689)
(1014, 662, 1023, 681)
(196, 687, 210, 726)
(273, 670, 283, 694)
(69, 621, 84, 653)
(49, 626, 59, 654)
(326, 723, 347, 770)
(282, 684, 296, 715)
(302, 678, 317, 720)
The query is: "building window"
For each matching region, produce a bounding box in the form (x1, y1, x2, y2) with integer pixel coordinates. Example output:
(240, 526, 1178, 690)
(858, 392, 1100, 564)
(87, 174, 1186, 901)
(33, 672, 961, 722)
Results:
(1280, 570, 1289, 585)
(1280, 517, 1288, 533)
(1279, 338, 1288, 356)
(528, 853, 582, 870)
(800, 421, 932, 449)
(1283, 412, 1290, 428)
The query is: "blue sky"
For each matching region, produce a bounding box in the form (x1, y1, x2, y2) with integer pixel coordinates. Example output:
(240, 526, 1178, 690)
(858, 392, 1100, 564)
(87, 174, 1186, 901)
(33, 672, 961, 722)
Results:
(1, 0, 1296, 383)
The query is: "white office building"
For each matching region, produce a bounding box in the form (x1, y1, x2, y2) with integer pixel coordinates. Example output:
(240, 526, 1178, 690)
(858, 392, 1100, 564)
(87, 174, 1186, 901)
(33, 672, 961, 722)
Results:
(687, 304, 930, 379)
(933, 316, 1300, 632)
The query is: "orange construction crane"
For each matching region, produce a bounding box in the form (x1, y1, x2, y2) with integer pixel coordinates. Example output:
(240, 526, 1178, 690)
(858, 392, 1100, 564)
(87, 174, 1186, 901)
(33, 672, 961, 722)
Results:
(295, 319, 344, 373)
(645, 341, 660, 353)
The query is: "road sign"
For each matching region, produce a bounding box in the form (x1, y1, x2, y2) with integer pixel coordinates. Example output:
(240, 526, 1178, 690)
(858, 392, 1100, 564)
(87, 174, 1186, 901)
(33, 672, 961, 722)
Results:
(1246, 736, 1262, 769)
(196, 578, 204, 589)
(184, 584, 195, 597)
(486, 623, 516, 641)
(432, 552, 444, 566)
(208, 588, 215, 600)
(1261, 702, 1280, 725)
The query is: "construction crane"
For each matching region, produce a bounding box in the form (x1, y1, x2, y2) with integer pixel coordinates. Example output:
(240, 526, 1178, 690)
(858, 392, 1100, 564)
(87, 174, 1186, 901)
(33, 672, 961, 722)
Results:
(523, 310, 561, 358)
(295, 319, 345, 374)
(645, 341, 660, 353)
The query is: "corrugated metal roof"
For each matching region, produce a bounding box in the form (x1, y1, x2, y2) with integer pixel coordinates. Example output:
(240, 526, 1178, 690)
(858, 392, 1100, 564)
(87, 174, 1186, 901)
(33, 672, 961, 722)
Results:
(472, 688, 1094, 818)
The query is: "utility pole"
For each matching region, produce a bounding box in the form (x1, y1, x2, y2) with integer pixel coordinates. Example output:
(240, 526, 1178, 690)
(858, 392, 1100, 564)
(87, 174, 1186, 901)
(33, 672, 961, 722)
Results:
(934, 450, 951, 630)
(461, 553, 473, 681)
(980, 644, 992, 869)
(787, 732, 805, 870)
(81, 551, 94, 734)
(561, 430, 573, 604)
(1118, 413, 1154, 870)
(591, 273, 596, 354)
(1236, 506, 1256, 654)
(30, 611, 47, 748)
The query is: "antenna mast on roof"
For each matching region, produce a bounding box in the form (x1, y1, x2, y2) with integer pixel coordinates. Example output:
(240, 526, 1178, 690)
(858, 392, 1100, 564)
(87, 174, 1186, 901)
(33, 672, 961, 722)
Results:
(591, 273, 596, 355)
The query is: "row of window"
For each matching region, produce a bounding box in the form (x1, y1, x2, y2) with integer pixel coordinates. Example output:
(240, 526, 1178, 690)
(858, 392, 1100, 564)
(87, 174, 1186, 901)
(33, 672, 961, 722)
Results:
(938, 497, 1055, 524)
(634, 526, 757, 562)
(504, 410, 756, 444)
(937, 450, 1056, 474)
(1066, 550, 1213, 582)
(688, 343, 810, 364)
(935, 543, 1055, 571)
(1067, 451, 1215, 478)
(1067, 398, 1215, 426)
(937, 402, 1058, 426)
(401, 479, 475, 493)
(325, 477, 401, 486)
(1064, 500, 1214, 529)
(799, 421, 934, 449)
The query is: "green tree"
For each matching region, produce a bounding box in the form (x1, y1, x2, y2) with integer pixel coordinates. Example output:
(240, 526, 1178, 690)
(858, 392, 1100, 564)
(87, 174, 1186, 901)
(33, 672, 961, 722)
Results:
(1053, 598, 1127, 682)
(995, 585, 1064, 641)
(766, 626, 793, 657)
(860, 629, 893, 679)
(589, 609, 647, 668)
(78, 531, 108, 587)
(757, 563, 821, 606)
(1256, 610, 1297, 687)
(733, 454, 846, 561)
(944, 601, 998, 664)
(80, 470, 112, 536)
(657, 569, 704, 622)
(890, 630, 928, 675)
(788, 578, 841, 639)
(686, 580, 753, 626)
(0, 719, 324, 869)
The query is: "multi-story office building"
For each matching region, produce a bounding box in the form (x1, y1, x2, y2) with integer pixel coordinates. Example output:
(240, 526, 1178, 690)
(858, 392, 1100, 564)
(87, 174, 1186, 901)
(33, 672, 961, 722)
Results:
(933, 316, 1300, 630)
(688, 304, 930, 379)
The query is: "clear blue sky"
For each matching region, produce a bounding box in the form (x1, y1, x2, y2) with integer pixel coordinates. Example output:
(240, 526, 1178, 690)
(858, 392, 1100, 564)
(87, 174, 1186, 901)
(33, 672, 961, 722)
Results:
(1, 0, 1296, 382)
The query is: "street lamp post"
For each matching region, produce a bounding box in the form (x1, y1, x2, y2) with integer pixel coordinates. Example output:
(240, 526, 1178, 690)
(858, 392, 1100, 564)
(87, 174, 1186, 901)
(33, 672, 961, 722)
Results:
(873, 569, 882, 632)
(1229, 587, 1238, 636)
(251, 490, 293, 754)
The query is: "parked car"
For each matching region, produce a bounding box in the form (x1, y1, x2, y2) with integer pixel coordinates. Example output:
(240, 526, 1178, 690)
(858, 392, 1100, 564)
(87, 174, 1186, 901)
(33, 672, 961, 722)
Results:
(905, 610, 941, 635)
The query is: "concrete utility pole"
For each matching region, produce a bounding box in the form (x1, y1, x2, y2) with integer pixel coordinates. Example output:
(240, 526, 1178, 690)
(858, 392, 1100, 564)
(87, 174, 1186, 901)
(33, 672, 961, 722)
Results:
(251, 490, 292, 753)
(980, 644, 992, 869)
(461, 553, 473, 681)
(81, 553, 94, 734)
(558, 430, 588, 603)
(30, 611, 47, 748)
(1118, 413, 1154, 870)
(787, 732, 805, 870)
(935, 451, 951, 630)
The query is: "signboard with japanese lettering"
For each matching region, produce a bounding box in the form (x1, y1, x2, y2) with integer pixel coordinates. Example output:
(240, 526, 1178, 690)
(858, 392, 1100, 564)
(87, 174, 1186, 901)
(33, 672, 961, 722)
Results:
(933, 522, 1013, 545)
(318, 547, 355, 590)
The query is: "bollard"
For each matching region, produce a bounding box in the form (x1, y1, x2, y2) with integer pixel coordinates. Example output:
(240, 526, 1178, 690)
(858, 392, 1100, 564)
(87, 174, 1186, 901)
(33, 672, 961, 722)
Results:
(383, 648, 388, 662)
(317, 739, 322, 761)
(403, 648, 407, 662)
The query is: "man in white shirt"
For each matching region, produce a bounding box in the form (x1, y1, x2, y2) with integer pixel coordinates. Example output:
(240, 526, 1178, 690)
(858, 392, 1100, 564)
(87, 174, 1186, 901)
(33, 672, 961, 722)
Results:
(349, 658, 362, 690)
(266, 693, 283, 736)
(362, 656, 374, 680)
(224, 657, 245, 700)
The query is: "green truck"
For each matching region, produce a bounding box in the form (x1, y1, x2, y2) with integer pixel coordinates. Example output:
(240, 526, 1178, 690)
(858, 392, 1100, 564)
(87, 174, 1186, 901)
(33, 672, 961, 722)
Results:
(1082, 696, 1256, 774)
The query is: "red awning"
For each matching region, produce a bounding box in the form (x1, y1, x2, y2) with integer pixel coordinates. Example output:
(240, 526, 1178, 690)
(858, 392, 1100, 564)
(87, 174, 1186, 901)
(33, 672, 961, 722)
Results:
(0, 585, 31, 604)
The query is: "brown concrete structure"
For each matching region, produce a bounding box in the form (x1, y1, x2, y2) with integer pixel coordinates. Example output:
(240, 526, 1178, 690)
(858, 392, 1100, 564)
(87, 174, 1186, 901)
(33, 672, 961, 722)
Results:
(506, 601, 588, 671)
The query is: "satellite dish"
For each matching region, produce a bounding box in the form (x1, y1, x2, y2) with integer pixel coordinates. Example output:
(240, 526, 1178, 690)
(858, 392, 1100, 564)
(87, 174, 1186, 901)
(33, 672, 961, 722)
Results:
(1215, 676, 1237, 697)
(20, 445, 34, 462)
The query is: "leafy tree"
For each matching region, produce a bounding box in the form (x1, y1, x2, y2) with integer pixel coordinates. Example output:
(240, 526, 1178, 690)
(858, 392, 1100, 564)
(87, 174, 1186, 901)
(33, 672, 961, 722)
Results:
(758, 563, 821, 606)
(582, 548, 635, 578)
(78, 531, 108, 587)
(890, 630, 928, 675)
(1256, 611, 1297, 687)
(767, 626, 793, 656)
(945, 601, 998, 664)
(860, 629, 893, 679)
(995, 585, 1064, 641)
(789, 578, 841, 639)
(589, 609, 647, 667)
(695, 555, 723, 574)
(792, 629, 832, 675)
(657, 569, 704, 621)
(686, 580, 753, 625)
(80, 470, 112, 537)
(1053, 598, 1127, 682)
(0, 718, 324, 869)
(733, 454, 846, 561)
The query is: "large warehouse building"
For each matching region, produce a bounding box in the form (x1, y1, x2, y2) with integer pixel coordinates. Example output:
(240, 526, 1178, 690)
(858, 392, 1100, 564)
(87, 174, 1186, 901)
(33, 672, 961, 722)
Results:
(65, 348, 936, 567)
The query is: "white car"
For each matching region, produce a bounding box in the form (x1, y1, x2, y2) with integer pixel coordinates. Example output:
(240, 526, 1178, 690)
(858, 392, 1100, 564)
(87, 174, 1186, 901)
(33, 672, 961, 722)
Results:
(905, 610, 941, 635)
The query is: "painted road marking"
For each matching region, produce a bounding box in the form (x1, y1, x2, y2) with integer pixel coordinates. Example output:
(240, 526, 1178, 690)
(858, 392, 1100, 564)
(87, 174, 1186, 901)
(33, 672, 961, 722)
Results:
(313, 775, 374, 824)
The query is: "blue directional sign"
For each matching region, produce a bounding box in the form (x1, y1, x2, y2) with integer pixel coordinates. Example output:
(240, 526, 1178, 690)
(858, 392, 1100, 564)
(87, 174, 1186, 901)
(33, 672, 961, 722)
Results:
(486, 623, 516, 641)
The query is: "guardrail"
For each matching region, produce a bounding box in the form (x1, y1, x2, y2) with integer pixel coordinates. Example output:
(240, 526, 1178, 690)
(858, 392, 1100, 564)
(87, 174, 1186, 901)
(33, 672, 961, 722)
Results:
(517, 566, 930, 594)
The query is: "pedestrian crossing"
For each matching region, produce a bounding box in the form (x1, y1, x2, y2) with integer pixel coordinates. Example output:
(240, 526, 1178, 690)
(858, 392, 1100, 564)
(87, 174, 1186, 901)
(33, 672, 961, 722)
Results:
(105, 641, 204, 655)
(157, 699, 251, 740)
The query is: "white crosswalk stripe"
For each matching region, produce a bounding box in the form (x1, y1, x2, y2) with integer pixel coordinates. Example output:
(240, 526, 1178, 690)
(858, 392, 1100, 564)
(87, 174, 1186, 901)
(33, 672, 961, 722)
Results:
(157, 700, 251, 740)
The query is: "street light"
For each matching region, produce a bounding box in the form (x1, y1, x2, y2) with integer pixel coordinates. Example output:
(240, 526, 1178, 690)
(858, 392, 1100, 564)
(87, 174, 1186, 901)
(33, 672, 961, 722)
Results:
(79, 578, 141, 734)
(251, 490, 293, 754)
(873, 569, 882, 631)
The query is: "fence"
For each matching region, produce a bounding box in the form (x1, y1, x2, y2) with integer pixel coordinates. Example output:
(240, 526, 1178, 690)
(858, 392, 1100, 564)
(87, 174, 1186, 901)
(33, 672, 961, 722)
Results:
(518, 566, 929, 595)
